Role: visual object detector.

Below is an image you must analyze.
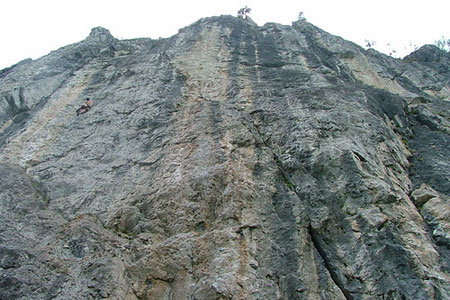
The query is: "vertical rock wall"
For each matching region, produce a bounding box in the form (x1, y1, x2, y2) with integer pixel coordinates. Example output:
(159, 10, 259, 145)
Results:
(0, 17, 449, 299)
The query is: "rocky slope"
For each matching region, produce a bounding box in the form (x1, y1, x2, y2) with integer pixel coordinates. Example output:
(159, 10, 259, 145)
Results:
(0, 16, 449, 300)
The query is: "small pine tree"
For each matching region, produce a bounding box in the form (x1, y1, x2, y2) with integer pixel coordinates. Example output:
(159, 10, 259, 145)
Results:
(237, 6, 251, 19)
(365, 40, 376, 49)
(298, 11, 306, 21)
(435, 36, 450, 52)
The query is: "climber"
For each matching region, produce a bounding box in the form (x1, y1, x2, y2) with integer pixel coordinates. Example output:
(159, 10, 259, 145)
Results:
(76, 98, 93, 116)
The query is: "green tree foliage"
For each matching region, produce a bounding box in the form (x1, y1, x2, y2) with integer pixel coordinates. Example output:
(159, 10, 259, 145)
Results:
(237, 6, 251, 19)
(435, 36, 450, 52)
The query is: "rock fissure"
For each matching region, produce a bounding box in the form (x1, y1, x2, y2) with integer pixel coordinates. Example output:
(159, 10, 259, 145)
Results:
(308, 225, 354, 300)
(244, 112, 305, 196)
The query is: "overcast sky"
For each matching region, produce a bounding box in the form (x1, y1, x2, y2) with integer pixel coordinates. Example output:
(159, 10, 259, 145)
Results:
(1, 0, 449, 69)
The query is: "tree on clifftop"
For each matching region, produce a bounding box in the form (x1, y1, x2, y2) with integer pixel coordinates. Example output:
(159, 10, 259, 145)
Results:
(237, 6, 251, 19)
(435, 36, 450, 52)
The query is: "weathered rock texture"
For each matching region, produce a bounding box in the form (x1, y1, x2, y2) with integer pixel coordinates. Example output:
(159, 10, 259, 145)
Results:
(0, 16, 449, 300)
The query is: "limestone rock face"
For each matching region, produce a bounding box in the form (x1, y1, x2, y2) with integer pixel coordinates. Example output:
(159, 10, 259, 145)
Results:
(0, 17, 449, 300)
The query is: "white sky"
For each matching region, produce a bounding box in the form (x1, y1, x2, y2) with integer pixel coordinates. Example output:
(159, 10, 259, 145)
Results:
(1, 0, 449, 70)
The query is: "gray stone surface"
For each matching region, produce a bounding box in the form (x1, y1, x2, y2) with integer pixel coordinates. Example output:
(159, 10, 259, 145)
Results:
(0, 16, 449, 299)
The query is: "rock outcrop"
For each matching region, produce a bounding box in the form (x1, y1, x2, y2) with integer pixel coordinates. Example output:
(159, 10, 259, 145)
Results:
(0, 17, 449, 300)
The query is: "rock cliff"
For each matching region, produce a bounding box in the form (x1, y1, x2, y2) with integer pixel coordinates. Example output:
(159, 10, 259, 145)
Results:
(0, 16, 449, 300)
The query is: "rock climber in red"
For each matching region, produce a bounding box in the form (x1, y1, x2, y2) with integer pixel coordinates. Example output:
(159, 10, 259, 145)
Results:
(76, 98, 93, 116)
